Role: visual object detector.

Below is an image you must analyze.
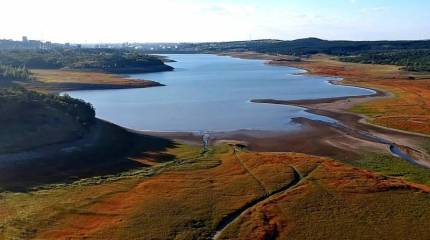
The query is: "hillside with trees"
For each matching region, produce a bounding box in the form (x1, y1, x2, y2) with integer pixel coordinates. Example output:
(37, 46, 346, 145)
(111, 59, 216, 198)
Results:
(255, 38, 430, 55)
(340, 49, 430, 72)
(0, 48, 174, 73)
(156, 38, 430, 72)
(0, 87, 95, 153)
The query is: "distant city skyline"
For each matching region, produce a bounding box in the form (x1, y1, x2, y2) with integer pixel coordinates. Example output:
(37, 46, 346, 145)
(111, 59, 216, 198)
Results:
(1, 0, 429, 43)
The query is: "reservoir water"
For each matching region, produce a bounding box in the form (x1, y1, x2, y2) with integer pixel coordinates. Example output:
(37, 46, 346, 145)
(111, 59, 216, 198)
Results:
(66, 54, 374, 132)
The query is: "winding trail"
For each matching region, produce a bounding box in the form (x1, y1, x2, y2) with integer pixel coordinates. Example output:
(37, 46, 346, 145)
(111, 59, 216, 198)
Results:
(232, 147, 268, 193)
(212, 148, 303, 240)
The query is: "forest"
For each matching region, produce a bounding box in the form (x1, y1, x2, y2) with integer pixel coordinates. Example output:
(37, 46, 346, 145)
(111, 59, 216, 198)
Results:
(340, 49, 430, 72)
(161, 38, 430, 72)
(0, 87, 95, 127)
(0, 48, 173, 73)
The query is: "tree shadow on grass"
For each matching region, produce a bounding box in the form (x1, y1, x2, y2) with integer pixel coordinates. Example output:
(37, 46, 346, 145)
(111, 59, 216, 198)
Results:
(0, 120, 178, 192)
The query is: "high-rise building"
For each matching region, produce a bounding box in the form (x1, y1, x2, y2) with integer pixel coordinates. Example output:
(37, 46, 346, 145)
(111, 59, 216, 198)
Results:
(22, 36, 28, 42)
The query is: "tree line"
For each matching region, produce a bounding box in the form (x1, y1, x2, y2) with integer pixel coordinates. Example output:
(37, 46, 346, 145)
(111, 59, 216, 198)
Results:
(0, 87, 96, 127)
(161, 38, 430, 72)
(0, 48, 172, 73)
(0, 65, 32, 82)
(340, 50, 430, 72)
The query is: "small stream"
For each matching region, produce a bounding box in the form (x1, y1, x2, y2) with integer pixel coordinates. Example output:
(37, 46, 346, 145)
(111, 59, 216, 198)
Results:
(325, 120, 424, 167)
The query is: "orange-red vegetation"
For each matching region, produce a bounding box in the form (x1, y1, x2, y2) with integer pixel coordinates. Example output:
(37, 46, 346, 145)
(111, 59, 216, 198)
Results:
(1, 145, 427, 240)
(219, 153, 430, 240)
(36, 148, 308, 239)
(287, 55, 430, 135)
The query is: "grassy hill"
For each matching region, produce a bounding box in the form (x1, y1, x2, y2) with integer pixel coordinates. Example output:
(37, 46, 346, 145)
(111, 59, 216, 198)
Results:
(1, 144, 429, 239)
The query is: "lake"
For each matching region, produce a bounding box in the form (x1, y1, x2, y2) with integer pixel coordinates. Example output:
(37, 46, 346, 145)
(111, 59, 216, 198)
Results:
(66, 54, 374, 132)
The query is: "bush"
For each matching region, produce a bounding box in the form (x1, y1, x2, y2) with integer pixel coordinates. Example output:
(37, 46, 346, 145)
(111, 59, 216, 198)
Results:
(0, 64, 32, 82)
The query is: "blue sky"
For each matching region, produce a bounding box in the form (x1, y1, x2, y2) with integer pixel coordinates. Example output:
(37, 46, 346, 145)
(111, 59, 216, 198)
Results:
(0, 0, 429, 43)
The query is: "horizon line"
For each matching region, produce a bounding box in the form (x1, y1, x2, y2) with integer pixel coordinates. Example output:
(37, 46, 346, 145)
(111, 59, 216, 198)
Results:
(2, 37, 430, 45)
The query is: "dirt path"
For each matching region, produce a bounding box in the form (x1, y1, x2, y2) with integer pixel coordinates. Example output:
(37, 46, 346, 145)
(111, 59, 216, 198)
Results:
(232, 147, 268, 193)
(212, 149, 303, 240)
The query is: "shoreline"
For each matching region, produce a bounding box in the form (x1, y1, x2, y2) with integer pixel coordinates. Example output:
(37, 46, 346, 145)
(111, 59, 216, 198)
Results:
(225, 52, 430, 165)
(26, 51, 427, 168)
(3, 51, 430, 185)
(146, 51, 430, 167)
(24, 68, 169, 93)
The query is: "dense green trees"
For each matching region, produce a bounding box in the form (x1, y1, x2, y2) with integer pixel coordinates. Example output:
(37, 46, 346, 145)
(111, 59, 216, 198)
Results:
(0, 87, 95, 127)
(0, 49, 173, 73)
(255, 38, 430, 56)
(340, 50, 430, 72)
(257, 39, 430, 72)
(166, 38, 430, 72)
(0, 87, 96, 153)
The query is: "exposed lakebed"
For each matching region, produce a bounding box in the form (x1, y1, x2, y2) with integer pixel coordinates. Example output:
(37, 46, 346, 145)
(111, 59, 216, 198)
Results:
(66, 54, 374, 132)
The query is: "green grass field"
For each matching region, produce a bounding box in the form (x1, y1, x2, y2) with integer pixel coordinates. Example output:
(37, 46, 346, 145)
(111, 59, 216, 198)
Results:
(346, 152, 430, 186)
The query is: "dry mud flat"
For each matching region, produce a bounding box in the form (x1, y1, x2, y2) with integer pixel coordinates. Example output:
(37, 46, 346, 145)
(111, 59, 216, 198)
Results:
(213, 52, 430, 166)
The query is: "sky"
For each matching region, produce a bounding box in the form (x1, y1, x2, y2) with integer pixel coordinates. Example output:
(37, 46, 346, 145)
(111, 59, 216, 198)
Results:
(0, 0, 429, 43)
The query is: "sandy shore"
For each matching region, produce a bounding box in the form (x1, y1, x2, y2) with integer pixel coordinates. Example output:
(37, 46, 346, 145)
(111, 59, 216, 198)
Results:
(150, 51, 430, 167)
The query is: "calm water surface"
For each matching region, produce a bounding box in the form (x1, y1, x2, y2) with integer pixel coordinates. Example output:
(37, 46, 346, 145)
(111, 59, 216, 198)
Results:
(67, 54, 373, 132)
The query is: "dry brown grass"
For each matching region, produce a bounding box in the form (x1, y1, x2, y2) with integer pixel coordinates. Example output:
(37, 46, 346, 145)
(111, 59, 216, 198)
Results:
(2, 144, 429, 240)
(25, 69, 161, 92)
(219, 155, 430, 240)
(287, 55, 430, 135)
(33, 147, 305, 239)
(349, 79, 430, 134)
(3, 55, 430, 239)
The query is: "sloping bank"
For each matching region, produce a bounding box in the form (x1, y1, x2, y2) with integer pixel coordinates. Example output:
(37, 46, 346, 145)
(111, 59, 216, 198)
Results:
(222, 52, 430, 168)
